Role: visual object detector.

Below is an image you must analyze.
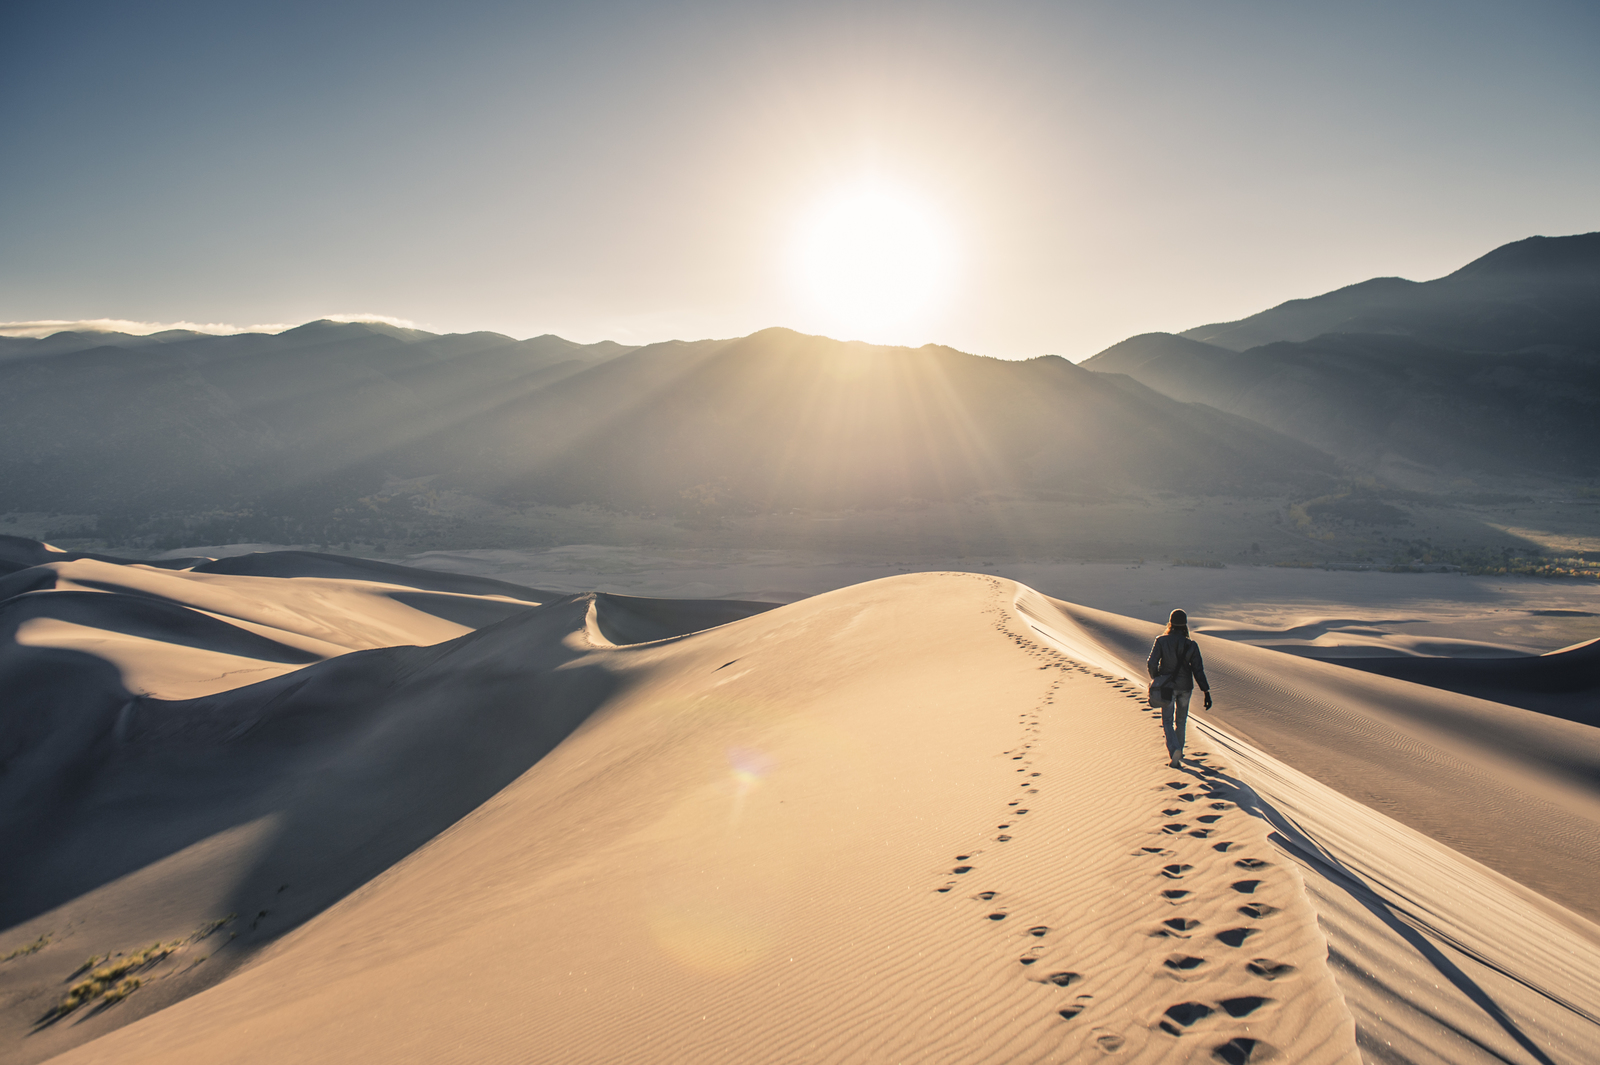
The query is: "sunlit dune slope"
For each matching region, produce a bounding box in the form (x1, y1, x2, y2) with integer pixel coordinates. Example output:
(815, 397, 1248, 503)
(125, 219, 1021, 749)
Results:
(1045, 600, 1600, 922)
(2, 552, 1596, 1064)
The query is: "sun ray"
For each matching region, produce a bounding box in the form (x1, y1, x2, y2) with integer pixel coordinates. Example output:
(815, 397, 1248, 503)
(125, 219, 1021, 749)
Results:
(790, 184, 956, 343)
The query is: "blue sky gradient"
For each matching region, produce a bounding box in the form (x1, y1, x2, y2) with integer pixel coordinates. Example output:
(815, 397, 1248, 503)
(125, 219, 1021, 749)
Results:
(2, 0, 1596, 356)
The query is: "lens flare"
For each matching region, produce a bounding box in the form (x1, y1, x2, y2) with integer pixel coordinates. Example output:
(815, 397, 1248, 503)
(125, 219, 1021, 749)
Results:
(728, 746, 774, 789)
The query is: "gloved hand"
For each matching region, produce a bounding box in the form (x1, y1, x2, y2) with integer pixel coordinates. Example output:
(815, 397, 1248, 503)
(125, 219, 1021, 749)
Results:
(1203, 691, 1214, 711)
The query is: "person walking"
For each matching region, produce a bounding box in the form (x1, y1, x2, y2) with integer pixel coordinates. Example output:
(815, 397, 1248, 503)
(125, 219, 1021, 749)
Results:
(1147, 608, 1212, 769)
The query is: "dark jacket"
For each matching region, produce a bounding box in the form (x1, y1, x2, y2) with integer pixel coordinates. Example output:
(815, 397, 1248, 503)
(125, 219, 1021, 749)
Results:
(1147, 632, 1210, 692)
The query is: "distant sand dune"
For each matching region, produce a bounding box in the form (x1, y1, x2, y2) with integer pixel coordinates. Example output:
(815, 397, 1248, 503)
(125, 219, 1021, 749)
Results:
(0, 546, 1594, 1063)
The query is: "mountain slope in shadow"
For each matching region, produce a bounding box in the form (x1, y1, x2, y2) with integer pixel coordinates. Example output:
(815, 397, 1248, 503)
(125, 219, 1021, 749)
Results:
(1082, 233, 1600, 478)
(0, 325, 1338, 522)
(0, 321, 633, 513)
(1181, 232, 1600, 353)
(437, 327, 1337, 510)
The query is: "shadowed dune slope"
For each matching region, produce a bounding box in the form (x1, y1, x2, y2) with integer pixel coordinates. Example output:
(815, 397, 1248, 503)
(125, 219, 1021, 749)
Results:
(189, 549, 559, 601)
(1320, 638, 1600, 728)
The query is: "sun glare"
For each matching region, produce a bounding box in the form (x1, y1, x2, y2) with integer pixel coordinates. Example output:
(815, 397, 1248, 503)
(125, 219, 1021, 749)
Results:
(790, 185, 955, 342)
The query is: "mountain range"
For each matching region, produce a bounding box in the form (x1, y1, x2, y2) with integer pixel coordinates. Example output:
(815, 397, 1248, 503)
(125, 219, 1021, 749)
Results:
(0, 322, 1333, 527)
(0, 231, 1594, 545)
(1083, 233, 1600, 479)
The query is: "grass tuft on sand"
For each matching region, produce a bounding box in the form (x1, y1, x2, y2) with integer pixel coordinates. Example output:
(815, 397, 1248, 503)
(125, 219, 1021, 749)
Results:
(0, 934, 51, 962)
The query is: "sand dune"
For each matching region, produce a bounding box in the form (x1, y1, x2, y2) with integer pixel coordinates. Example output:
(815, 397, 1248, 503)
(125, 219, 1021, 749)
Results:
(1317, 638, 1600, 728)
(1045, 599, 1600, 923)
(1, 546, 1595, 1064)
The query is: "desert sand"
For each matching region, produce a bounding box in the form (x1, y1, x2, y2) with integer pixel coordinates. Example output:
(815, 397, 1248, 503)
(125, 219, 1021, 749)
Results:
(2, 540, 1596, 1064)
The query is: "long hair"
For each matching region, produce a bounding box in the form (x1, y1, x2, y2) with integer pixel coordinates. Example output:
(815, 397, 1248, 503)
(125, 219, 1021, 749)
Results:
(1165, 608, 1189, 638)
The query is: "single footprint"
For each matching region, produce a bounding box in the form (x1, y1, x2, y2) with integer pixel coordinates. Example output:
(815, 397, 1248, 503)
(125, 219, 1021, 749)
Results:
(1188, 829, 1213, 838)
(1028, 926, 1050, 937)
(1219, 996, 1270, 1018)
(996, 834, 1013, 842)
(935, 884, 954, 893)
(1215, 928, 1256, 948)
(1160, 1001, 1215, 1035)
(1161, 864, 1193, 879)
(1162, 808, 1184, 816)
(1197, 815, 1222, 824)
(1093, 1030, 1125, 1052)
(953, 866, 973, 875)
(1235, 858, 1270, 870)
(1212, 1037, 1271, 1065)
(1058, 995, 1092, 1020)
(1247, 959, 1296, 980)
(1213, 842, 1237, 852)
(975, 891, 998, 900)
(1164, 918, 1201, 932)
(1162, 889, 1190, 900)
(1044, 971, 1081, 986)
(1162, 824, 1189, 834)
(1163, 955, 1205, 971)
(1231, 880, 1262, 894)
(987, 912, 1008, 921)
(1238, 904, 1278, 920)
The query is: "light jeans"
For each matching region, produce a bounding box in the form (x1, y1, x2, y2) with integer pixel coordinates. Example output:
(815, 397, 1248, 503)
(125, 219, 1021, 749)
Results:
(1161, 689, 1193, 761)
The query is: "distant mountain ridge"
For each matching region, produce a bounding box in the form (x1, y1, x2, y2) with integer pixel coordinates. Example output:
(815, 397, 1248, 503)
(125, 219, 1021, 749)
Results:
(0, 323, 1335, 533)
(1086, 232, 1600, 479)
(1180, 232, 1600, 353)
(0, 320, 635, 514)
(425, 327, 1334, 510)
(6, 230, 1591, 540)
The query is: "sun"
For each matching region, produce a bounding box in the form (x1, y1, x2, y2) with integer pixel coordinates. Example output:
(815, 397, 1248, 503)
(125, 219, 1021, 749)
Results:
(790, 184, 956, 342)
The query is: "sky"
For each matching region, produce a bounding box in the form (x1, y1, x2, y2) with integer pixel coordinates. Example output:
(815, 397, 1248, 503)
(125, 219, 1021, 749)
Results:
(1, 0, 1596, 358)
